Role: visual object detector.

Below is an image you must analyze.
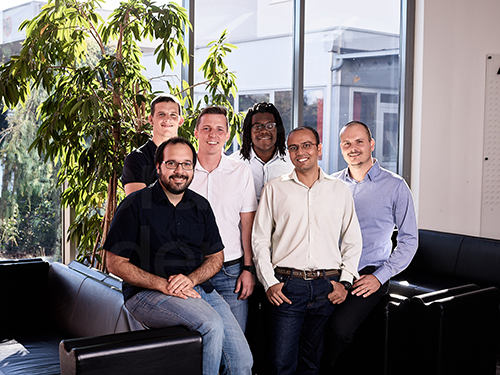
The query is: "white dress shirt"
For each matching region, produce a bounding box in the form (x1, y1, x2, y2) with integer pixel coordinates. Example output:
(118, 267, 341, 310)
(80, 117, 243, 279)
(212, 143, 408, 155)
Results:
(191, 154, 258, 262)
(252, 168, 363, 291)
(229, 148, 294, 202)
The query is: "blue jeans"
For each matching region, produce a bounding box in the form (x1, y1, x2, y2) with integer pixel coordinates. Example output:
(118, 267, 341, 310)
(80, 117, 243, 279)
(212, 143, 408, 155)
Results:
(269, 273, 338, 375)
(211, 262, 248, 331)
(125, 287, 252, 375)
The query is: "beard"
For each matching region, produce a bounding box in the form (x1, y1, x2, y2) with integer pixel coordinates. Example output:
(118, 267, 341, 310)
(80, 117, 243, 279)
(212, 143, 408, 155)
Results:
(159, 170, 193, 195)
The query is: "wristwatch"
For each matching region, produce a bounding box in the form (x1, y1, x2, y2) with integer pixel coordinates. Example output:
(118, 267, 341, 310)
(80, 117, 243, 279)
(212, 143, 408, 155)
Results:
(242, 265, 255, 274)
(339, 281, 352, 291)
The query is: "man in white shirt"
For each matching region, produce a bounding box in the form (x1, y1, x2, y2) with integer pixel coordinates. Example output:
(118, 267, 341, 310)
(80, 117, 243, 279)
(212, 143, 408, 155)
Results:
(252, 126, 363, 374)
(229, 102, 293, 202)
(190, 106, 258, 332)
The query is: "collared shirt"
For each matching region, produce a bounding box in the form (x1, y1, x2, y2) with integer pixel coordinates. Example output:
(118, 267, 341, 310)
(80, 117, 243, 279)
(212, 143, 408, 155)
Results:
(333, 160, 418, 284)
(103, 182, 224, 301)
(191, 154, 258, 262)
(252, 168, 363, 291)
(121, 139, 157, 187)
(229, 148, 294, 202)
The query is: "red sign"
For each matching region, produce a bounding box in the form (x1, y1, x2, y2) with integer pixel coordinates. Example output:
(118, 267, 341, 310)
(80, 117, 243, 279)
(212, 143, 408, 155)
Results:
(4, 16, 12, 37)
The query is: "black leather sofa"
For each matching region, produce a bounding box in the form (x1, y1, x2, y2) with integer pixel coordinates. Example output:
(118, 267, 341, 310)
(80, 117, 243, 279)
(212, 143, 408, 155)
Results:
(0, 258, 202, 375)
(328, 229, 500, 375)
(3, 229, 500, 375)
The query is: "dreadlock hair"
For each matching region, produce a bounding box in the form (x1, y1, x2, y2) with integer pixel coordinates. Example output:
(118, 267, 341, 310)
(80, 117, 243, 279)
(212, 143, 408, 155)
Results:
(239, 102, 287, 161)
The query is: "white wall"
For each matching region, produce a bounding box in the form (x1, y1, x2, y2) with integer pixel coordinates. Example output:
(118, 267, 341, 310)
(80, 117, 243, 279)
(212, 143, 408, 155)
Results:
(412, 0, 500, 239)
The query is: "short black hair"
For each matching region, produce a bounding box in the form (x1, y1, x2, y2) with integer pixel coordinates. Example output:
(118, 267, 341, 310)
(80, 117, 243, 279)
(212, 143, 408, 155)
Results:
(196, 106, 229, 130)
(340, 120, 373, 141)
(240, 102, 286, 161)
(150, 94, 182, 116)
(287, 126, 320, 146)
(155, 137, 197, 168)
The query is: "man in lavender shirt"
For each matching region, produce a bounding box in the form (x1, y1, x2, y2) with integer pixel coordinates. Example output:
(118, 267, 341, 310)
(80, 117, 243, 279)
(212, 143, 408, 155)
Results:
(322, 120, 418, 371)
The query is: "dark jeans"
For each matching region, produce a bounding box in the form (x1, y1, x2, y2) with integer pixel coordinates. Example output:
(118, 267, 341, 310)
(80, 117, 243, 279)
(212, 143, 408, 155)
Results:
(269, 272, 339, 375)
(321, 266, 389, 372)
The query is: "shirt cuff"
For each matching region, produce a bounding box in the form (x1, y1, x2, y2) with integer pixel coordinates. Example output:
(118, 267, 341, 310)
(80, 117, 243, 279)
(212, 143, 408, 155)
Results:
(339, 266, 359, 283)
(372, 266, 391, 285)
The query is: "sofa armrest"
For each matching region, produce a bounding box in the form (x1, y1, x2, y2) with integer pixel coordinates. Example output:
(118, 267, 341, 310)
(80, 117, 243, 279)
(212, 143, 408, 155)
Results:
(59, 326, 202, 375)
(412, 283, 479, 303)
(410, 286, 500, 375)
(0, 259, 50, 337)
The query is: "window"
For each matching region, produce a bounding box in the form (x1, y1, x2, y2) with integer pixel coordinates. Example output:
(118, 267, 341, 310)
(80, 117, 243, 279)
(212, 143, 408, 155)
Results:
(0, 0, 411, 261)
(193, 0, 404, 173)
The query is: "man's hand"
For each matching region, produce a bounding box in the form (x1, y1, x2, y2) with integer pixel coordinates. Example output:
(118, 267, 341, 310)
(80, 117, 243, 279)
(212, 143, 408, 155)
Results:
(164, 274, 200, 299)
(266, 283, 292, 306)
(352, 274, 381, 298)
(328, 281, 348, 304)
(235, 270, 255, 300)
(168, 274, 195, 294)
(106, 251, 200, 300)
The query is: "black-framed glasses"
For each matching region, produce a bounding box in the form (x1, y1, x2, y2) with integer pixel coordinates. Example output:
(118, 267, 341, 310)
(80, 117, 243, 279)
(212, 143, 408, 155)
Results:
(287, 142, 317, 152)
(161, 161, 194, 170)
(252, 122, 276, 132)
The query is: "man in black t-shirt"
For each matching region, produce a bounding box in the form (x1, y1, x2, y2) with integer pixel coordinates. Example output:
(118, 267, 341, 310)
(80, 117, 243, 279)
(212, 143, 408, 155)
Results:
(122, 93, 184, 196)
(106, 137, 252, 375)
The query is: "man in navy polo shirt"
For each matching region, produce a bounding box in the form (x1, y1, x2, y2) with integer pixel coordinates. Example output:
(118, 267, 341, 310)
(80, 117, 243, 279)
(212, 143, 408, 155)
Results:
(122, 94, 184, 196)
(105, 137, 252, 375)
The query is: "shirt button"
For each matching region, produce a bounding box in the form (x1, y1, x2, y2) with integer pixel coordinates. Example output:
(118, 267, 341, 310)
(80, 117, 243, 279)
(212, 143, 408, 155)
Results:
(177, 222, 180, 226)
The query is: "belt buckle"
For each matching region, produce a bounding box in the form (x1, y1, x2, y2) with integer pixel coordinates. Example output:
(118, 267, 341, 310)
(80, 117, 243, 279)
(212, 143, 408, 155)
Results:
(302, 269, 318, 281)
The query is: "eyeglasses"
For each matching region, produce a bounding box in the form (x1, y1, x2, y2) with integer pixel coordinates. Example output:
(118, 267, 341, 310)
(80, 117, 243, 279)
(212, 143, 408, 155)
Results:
(161, 161, 194, 170)
(252, 122, 276, 132)
(287, 142, 317, 152)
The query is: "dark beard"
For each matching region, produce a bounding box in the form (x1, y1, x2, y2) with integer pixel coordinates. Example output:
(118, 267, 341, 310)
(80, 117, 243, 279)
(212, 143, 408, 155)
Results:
(159, 172, 192, 195)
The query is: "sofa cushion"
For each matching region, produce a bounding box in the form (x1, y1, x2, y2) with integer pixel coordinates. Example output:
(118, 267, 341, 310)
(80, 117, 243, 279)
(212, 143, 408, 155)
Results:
(407, 230, 463, 278)
(48, 263, 89, 337)
(0, 336, 61, 375)
(69, 277, 131, 337)
(48, 262, 143, 338)
(67, 261, 122, 290)
(455, 236, 500, 289)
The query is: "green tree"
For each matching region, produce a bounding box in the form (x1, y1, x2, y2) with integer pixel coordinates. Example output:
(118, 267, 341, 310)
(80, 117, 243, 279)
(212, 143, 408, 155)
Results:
(0, 89, 61, 260)
(0, 0, 241, 269)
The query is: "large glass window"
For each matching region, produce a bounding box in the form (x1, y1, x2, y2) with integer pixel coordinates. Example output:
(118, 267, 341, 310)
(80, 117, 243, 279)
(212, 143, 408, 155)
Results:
(0, 0, 407, 261)
(304, 0, 401, 173)
(194, 0, 294, 150)
(194, 0, 402, 174)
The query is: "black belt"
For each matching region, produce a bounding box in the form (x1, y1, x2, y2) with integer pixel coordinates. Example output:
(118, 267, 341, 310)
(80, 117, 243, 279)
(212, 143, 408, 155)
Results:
(223, 256, 243, 268)
(275, 267, 340, 280)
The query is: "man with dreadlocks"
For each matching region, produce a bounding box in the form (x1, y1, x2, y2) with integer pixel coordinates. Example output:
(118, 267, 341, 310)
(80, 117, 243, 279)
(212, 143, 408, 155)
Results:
(229, 102, 293, 202)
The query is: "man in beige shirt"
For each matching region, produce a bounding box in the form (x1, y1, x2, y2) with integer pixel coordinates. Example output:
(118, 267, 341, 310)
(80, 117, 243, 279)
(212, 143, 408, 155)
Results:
(252, 126, 362, 375)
